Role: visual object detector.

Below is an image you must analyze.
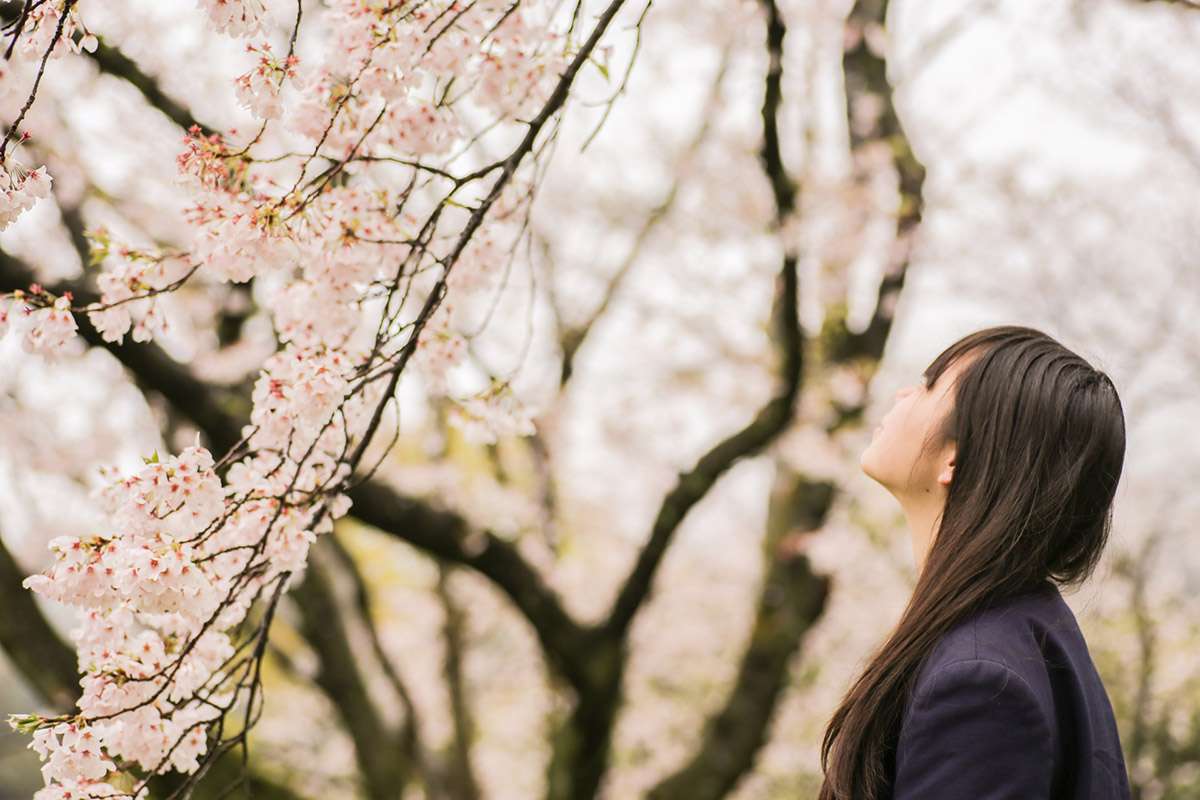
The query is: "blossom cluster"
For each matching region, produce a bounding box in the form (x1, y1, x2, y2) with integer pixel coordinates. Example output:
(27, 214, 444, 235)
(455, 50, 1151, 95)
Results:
(8, 0, 573, 795)
(198, 0, 272, 39)
(0, 161, 53, 231)
(7, 0, 93, 62)
(18, 448, 231, 795)
(0, 0, 92, 232)
(234, 42, 301, 121)
(19, 436, 357, 797)
(0, 292, 79, 357)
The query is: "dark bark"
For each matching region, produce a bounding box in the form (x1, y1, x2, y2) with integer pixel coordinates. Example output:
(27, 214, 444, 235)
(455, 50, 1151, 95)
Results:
(292, 539, 411, 800)
(828, 0, 927, 366)
(0, 530, 79, 714)
(322, 535, 451, 800)
(436, 567, 482, 800)
(545, 642, 624, 800)
(541, 4, 813, 798)
(648, 478, 832, 800)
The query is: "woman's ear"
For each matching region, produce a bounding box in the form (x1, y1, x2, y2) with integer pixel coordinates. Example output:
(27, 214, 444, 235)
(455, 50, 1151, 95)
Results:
(936, 448, 955, 487)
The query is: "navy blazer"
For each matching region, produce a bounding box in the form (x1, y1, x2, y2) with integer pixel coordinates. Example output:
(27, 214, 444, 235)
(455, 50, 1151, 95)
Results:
(892, 583, 1131, 799)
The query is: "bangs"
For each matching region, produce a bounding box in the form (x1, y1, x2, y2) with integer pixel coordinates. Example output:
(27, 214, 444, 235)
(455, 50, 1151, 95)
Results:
(922, 335, 985, 389)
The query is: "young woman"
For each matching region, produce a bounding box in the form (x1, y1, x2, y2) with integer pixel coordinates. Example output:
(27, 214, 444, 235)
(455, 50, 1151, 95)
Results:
(819, 326, 1131, 800)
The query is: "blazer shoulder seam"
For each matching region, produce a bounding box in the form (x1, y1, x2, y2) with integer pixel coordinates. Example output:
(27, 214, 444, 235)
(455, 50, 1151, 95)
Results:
(921, 655, 1042, 702)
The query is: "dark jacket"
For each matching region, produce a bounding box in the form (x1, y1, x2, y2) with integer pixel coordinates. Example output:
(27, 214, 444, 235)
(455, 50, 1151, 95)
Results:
(892, 583, 1131, 799)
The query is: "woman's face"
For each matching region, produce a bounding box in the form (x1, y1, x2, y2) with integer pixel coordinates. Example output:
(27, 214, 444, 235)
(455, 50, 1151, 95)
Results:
(860, 359, 963, 498)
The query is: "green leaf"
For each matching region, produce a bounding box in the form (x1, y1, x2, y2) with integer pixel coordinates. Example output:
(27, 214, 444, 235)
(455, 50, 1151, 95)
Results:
(8, 714, 49, 734)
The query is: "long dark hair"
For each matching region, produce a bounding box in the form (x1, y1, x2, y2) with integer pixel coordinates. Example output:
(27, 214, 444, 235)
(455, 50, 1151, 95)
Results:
(819, 325, 1126, 800)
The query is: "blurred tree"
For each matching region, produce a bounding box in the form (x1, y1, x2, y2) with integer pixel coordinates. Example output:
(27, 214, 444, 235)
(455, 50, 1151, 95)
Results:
(0, 0, 921, 797)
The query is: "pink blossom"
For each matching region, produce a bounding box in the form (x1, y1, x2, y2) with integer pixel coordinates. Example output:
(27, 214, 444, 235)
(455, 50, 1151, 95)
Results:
(0, 296, 13, 338)
(417, 303, 468, 393)
(37, 723, 113, 784)
(198, 0, 272, 39)
(235, 66, 283, 119)
(275, 280, 359, 347)
(194, 212, 298, 283)
(22, 296, 78, 356)
(449, 389, 538, 445)
(12, 0, 580, 792)
(374, 101, 462, 156)
(0, 163, 53, 230)
(234, 44, 299, 120)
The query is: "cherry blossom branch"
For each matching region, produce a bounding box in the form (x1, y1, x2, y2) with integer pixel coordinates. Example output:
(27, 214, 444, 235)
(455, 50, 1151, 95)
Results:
(433, 0, 636, 287)
(0, 244, 598, 695)
(2, 1, 641, 794)
(145, 575, 293, 800)
(1, 0, 36, 61)
(0, 0, 75, 161)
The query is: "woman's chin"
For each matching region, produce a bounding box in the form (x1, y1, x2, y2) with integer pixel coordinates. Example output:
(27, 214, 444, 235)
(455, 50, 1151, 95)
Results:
(859, 448, 879, 480)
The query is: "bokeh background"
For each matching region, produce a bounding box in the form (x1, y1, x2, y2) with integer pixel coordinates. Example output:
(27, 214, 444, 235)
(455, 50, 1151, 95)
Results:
(2, 0, 1199, 798)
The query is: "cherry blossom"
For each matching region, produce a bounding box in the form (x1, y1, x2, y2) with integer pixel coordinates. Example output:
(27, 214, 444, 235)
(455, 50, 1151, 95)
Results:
(233, 43, 299, 120)
(0, 162, 53, 231)
(22, 296, 78, 356)
(197, 0, 272, 39)
(449, 385, 538, 445)
(5, 0, 581, 793)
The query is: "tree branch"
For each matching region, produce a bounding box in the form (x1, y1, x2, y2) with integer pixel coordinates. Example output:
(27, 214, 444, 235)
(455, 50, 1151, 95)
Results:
(0, 249, 247, 454)
(0, 243, 595, 691)
(647, 476, 832, 800)
(436, 566, 482, 800)
(0, 528, 79, 714)
(603, 0, 804, 642)
(324, 533, 451, 800)
(89, 38, 210, 133)
(347, 480, 596, 688)
(828, 0, 926, 365)
(291, 538, 412, 800)
(0, 5, 212, 134)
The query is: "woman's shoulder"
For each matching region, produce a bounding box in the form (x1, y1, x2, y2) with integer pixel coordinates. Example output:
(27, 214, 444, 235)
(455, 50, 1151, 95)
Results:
(917, 583, 1084, 691)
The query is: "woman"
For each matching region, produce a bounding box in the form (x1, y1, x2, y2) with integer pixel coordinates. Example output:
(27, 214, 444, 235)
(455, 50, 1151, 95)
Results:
(819, 326, 1131, 800)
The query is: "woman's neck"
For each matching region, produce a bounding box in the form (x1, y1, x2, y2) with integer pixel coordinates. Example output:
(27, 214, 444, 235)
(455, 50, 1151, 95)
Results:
(899, 488, 948, 572)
